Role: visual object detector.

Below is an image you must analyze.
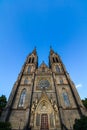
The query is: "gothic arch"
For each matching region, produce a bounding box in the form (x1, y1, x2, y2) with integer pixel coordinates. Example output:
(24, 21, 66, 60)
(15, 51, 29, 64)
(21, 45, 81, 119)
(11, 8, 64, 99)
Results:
(59, 76, 63, 84)
(62, 88, 70, 107)
(30, 92, 56, 129)
(18, 89, 26, 107)
(27, 66, 31, 73)
(35, 92, 54, 116)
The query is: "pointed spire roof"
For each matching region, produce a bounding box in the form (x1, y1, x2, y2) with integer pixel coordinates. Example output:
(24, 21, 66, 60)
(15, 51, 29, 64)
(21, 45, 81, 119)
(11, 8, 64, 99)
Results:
(27, 47, 37, 58)
(32, 47, 37, 55)
(50, 46, 55, 55)
(50, 47, 60, 58)
(39, 61, 48, 68)
(26, 48, 38, 65)
(36, 61, 51, 73)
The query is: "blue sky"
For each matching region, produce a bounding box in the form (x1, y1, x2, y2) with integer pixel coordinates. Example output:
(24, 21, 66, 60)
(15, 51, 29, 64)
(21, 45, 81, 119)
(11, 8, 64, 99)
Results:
(0, 0, 87, 99)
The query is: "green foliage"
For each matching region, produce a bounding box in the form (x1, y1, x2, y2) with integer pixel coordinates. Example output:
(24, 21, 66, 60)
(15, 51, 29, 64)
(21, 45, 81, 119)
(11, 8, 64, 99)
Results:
(73, 115, 87, 130)
(0, 122, 11, 130)
(0, 95, 7, 116)
(82, 98, 87, 109)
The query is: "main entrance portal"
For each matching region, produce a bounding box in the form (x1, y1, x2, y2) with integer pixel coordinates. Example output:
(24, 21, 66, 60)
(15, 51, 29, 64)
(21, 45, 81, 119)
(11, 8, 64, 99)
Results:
(41, 114, 49, 130)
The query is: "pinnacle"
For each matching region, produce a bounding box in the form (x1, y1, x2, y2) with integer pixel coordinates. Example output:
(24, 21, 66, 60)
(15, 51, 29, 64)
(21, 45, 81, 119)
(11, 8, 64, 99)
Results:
(32, 47, 37, 55)
(49, 46, 55, 55)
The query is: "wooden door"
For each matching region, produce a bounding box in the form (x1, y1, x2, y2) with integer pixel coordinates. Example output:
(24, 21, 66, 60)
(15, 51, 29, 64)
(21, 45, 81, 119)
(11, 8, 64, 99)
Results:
(41, 114, 49, 130)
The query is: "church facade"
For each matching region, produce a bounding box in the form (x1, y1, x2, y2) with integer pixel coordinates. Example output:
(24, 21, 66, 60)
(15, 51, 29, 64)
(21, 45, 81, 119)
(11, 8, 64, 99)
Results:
(0, 49, 86, 130)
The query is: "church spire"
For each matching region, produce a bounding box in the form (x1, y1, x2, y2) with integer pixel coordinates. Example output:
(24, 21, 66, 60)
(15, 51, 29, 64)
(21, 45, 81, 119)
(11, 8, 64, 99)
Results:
(26, 48, 38, 67)
(0, 48, 86, 130)
(50, 46, 54, 54)
(49, 48, 60, 68)
(32, 47, 37, 55)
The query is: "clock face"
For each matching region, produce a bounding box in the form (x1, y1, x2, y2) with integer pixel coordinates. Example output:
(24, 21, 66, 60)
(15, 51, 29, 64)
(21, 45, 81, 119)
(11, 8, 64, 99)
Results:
(38, 79, 50, 89)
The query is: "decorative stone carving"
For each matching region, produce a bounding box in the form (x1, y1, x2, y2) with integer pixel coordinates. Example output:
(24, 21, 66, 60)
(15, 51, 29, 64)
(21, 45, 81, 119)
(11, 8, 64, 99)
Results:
(30, 113, 34, 127)
(50, 113, 55, 127)
(31, 101, 35, 114)
(1, 49, 86, 130)
(36, 113, 40, 126)
(35, 95, 38, 107)
(53, 101, 58, 112)
(50, 94, 54, 106)
(31, 95, 39, 114)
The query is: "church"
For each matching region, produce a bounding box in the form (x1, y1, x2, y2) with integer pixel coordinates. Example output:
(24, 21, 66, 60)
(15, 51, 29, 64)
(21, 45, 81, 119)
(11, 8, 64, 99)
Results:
(0, 48, 86, 130)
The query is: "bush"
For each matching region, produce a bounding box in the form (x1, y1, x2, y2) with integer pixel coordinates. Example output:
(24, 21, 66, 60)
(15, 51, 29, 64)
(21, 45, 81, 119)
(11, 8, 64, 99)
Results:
(73, 115, 87, 130)
(0, 122, 11, 130)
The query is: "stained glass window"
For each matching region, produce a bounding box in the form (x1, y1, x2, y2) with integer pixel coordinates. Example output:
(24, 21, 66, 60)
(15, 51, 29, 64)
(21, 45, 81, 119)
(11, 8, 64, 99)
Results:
(38, 80, 50, 89)
(62, 92, 70, 106)
(18, 89, 26, 107)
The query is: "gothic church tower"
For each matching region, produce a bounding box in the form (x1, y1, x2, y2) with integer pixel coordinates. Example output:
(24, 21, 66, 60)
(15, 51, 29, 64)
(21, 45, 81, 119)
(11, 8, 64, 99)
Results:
(0, 49, 86, 130)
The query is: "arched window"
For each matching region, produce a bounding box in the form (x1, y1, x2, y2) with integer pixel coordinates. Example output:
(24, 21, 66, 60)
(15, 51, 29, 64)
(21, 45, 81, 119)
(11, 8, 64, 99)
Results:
(28, 58, 31, 63)
(53, 57, 55, 63)
(56, 65, 60, 73)
(56, 57, 58, 62)
(42, 67, 45, 72)
(32, 57, 34, 63)
(24, 78, 28, 84)
(18, 89, 26, 107)
(60, 78, 63, 84)
(27, 66, 31, 73)
(62, 91, 70, 106)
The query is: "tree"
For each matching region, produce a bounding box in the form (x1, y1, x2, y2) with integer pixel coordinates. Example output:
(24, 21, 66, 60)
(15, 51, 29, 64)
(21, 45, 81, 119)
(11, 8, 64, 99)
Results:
(0, 95, 11, 130)
(0, 95, 7, 117)
(82, 98, 87, 109)
(73, 115, 87, 130)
